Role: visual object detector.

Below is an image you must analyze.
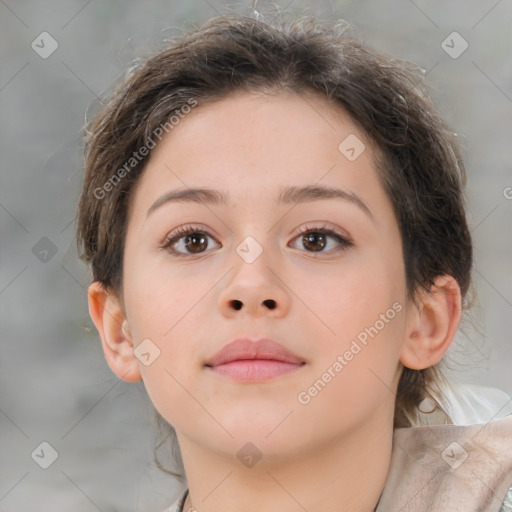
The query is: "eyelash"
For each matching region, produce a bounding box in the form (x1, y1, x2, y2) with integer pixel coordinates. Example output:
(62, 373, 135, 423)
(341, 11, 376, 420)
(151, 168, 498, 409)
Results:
(161, 223, 354, 257)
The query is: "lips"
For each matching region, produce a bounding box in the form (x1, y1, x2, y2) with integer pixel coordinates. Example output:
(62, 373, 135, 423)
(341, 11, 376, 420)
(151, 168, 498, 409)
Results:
(205, 338, 304, 367)
(204, 338, 305, 382)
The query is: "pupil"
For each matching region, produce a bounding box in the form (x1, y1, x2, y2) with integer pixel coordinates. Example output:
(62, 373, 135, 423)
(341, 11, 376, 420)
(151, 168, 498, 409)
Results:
(186, 233, 207, 253)
(304, 232, 326, 251)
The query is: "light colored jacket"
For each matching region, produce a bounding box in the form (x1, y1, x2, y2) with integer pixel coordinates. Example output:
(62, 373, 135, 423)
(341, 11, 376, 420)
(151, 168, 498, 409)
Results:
(163, 384, 512, 512)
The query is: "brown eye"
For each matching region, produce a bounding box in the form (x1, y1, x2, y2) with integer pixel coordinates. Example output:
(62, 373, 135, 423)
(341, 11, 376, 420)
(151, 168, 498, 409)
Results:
(290, 226, 353, 254)
(302, 231, 328, 252)
(181, 232, 209, 253)
(162, 226, 220, 256)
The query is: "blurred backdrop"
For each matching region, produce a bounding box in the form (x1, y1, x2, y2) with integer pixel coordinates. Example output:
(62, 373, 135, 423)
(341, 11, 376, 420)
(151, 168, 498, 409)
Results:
(1, 0, 511, 510)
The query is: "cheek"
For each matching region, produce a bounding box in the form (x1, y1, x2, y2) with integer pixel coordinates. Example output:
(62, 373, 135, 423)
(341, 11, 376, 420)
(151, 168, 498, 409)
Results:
(121, 249, 213, 382)
(298, 247, 407, 396)
(122, 268, 208, 428)
(123, 246, 204, 337)
(296, 248, 405, 346)
(296, 303, 406, 435)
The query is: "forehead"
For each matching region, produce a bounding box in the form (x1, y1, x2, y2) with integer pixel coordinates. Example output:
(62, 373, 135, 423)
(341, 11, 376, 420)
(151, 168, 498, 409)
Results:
(128, 90, 386, 216)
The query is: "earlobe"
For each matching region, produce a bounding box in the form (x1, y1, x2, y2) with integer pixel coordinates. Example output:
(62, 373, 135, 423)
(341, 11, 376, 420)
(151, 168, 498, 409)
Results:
(400, 275, 462, 370)
(87, 281, 142, 382)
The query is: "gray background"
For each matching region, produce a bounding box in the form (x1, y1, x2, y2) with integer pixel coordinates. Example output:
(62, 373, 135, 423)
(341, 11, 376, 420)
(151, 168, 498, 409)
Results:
(1, 0, 511, 510)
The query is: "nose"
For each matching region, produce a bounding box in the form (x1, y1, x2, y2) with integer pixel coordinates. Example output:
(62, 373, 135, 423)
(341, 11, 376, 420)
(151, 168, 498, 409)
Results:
(217, 246, 291, 319)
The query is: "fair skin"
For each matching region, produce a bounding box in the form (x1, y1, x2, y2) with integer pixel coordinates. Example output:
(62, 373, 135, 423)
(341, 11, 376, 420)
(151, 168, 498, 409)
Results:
(88, 90, 461, 512)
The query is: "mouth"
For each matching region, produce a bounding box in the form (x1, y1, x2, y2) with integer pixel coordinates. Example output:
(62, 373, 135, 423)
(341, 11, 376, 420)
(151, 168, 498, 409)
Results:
(205, 359, 306, 382)
(204, 337, 306, 382)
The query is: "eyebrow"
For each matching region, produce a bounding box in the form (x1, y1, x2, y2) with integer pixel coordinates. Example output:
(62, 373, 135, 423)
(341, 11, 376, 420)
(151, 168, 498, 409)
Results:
(146, 184, 373, 220)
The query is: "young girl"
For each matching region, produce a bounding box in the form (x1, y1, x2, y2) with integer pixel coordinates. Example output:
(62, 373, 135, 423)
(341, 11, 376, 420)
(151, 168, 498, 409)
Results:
(76, 12, 512, 512)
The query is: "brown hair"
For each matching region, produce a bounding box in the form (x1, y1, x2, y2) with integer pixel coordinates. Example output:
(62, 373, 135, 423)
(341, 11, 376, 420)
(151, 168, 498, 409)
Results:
(76, 12, 472, 478)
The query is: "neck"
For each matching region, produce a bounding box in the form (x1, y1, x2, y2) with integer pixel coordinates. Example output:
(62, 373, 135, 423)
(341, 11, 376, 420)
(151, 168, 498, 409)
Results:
(177, 417, 393, 512)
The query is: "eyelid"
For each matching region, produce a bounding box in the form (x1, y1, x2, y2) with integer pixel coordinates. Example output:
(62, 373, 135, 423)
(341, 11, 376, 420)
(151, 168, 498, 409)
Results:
(160, 223, 218, 248)
(294, 222, 353, 244)
(161, 222, 354, 256)
(289, 224, 354, 255)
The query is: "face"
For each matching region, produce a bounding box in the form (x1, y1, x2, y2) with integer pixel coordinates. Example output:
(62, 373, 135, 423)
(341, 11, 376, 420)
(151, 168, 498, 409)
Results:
(120, 90, 410, 458)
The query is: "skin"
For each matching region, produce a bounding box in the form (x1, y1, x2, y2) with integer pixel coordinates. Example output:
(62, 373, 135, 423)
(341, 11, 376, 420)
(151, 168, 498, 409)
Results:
(88, 90, 461, 512)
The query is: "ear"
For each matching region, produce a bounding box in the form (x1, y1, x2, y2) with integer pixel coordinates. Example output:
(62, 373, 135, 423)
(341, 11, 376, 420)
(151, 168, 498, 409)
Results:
(400, 275, 462, 370)
(87, 281, 142, 382)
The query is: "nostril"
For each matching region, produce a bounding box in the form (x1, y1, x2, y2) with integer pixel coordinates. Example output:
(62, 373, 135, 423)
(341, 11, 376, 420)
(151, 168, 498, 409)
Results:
(231, 299, 243, 310)
(230, 299, 276, 310)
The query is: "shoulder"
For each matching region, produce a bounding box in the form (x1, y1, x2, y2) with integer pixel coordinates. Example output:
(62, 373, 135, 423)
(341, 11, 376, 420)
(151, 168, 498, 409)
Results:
(499, 483, 512, 512)
(376, 415, 512, 512)
(161, 488, 189, 512)
(500, 483, 512, 512)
